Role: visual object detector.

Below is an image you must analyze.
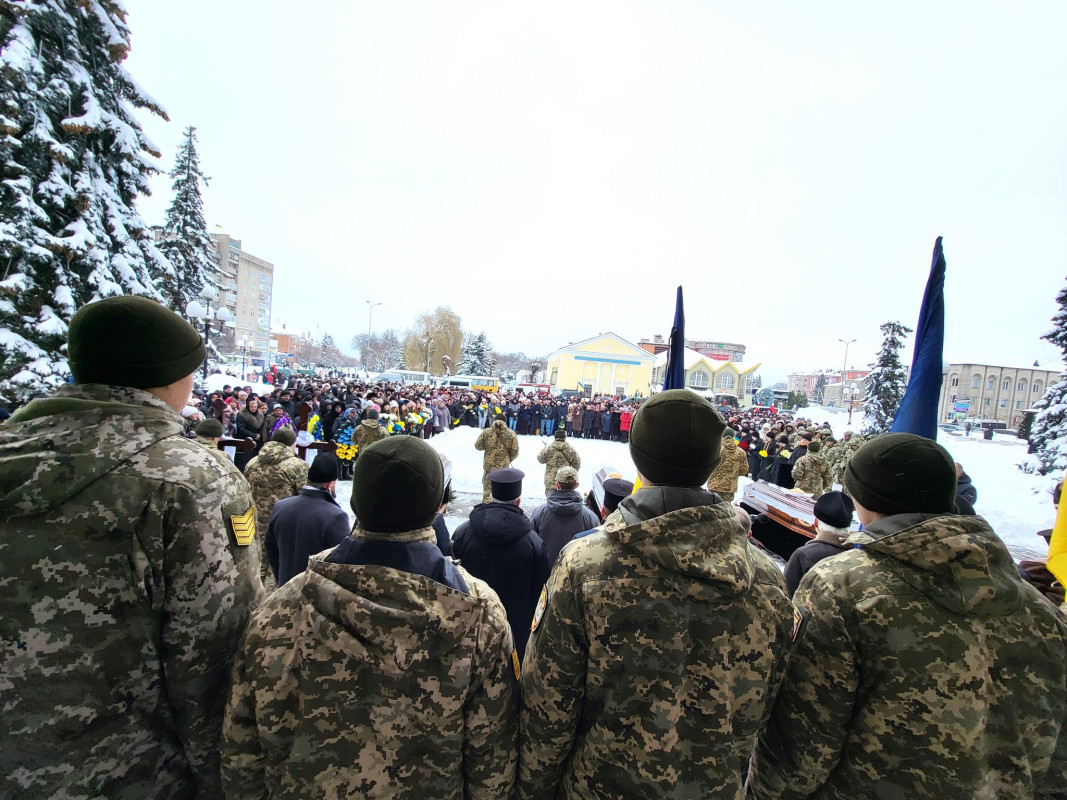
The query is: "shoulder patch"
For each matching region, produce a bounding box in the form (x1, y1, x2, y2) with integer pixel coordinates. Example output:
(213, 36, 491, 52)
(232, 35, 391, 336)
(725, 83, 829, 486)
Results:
(791, 600, 809, 643)
(512, 649, 521, 680)
(531, 585, 547, 632)
(230, 505, 256, 546)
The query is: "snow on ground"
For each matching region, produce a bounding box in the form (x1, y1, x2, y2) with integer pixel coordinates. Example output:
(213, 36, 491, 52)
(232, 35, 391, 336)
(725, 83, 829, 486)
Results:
(336, 419, 1058, 563)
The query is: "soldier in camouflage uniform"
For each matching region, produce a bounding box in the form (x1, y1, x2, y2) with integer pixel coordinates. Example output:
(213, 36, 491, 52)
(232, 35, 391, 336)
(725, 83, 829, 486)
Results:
(747, 433, 1067, 800)
(519, 391, 795, 800)
(222, 437, 519, 799)
(832, 433, 865, 491)
(791, 438, 833, 498)
(475, 414, 520, 503)
(705, 427, 750, 499)
(536, 428, 581, 495)
(0, 297, 262, 799)
(352, 407, 388, 453)
(244, 428, 307, 588)
(195, 417, 226, 458)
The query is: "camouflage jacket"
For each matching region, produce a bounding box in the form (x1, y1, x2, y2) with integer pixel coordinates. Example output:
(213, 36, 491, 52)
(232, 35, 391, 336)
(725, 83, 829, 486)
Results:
(475, 421, 519, 471)
(352, 418, 388, 453)
(791, 452, 832, 497)
(831, 437, 864, 482)
(747, 513, 1067, 800)
(0, 384, 263, 799)
(706, 439, 750, 497)
(519, 487, 795, 800)
(536, 440, 581, 491)
(221, 529, 519, 799)
(244, 441, 308, 531)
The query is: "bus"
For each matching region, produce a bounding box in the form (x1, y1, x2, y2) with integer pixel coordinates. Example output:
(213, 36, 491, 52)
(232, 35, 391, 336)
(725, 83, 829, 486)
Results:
(373, 369, 432, 385)
(439, 374, 499, 392)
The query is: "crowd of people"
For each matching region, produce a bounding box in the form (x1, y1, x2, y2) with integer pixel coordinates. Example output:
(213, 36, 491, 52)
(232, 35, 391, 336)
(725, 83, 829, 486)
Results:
(1, 297, 1065, 799)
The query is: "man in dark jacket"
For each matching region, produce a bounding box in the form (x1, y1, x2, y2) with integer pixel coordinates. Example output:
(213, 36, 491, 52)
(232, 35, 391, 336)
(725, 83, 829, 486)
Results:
(955, 461, 977, 507)
(265, 453, 351, 586)
(530, 467, 600, 565)
(452, 468, 550, 660)
(782, 491, 854, 596)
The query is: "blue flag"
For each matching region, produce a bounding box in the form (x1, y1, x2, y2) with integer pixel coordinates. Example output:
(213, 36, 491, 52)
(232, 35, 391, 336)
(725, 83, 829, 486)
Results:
(890, 237, 946, 440)
(663, 286, 686, 391)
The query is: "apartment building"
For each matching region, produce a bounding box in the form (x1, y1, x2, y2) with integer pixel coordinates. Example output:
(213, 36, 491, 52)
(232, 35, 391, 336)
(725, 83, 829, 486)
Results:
(210, 233, 274, 365)
(939, 363, 1061, 427)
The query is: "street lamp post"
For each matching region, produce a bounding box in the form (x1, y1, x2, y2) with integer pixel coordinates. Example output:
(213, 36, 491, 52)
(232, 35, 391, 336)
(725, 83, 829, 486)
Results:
(239, 337, 249, 380)
(365, 300, 381, 370)
(838, 338, 856, 383)
(185, 285, 233, 379)
(846, 382, 859, 424)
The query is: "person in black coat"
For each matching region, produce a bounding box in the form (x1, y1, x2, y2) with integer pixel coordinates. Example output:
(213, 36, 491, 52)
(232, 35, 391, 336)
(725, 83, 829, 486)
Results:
(517, 404, 532, 436)
(451, 468, 550, 661)
(782, 491, 854, 596)
(955, 462, 977, 507)
(265, 454, 352, 586)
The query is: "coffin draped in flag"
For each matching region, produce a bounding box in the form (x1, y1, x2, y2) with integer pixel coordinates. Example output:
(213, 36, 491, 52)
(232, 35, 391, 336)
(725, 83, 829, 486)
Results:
(890, 237, 947, 440)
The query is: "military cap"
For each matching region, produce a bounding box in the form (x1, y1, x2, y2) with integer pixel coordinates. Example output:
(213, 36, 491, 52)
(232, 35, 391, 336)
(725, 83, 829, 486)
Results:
(67, 296, 206, 389)
(554, 428, 567, 440)
(351, 437, 444, 533)
(195, 418, 223, 438)
(723, 427, 736, 439)
(844, 432, 956, 516)
(813, 491, 854, 528)
(629, 389, 725, 487)
(555, 466, 579, 484)
(489, 467, 524, 501)
(272, 428, 297, 446)
(603, 478, 634, 512)
(308, 453, 340, 483)
(364, 408, 380, 420)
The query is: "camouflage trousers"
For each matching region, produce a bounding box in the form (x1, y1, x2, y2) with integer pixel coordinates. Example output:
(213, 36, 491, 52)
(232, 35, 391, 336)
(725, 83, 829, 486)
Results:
(254, 520, 276, 593)
(482, 473, 493, 504)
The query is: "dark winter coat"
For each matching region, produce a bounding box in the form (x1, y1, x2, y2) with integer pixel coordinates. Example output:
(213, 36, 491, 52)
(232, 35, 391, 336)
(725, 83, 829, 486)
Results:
(451, 502, 551, 660)
(600, 412, 612, 433)
(956, 472, 977, 506)
(432, 512, 452, 557)
(542, 404, 558, 422)
(783, 534, 849, 597)
(581, 409, 595, 431)
(265, 487, 352, 586)
(235, 407, 266, 443)
(530, 490, 601, 566)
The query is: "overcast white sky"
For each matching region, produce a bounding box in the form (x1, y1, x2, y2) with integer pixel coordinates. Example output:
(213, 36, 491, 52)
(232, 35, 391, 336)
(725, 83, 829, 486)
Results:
(124, 1, 1067, 382)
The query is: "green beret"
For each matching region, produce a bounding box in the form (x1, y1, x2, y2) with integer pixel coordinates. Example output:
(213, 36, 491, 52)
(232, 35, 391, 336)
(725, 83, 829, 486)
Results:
(67, 296, 206, 389)
(195, 418, 223, 438)
(629, 389, 725, 487)
(844, 433, 956, 516)
(351, 437, 444, 534)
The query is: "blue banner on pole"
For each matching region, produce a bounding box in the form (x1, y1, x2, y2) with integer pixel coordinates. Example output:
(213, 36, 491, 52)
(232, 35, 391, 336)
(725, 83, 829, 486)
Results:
(663, 286, 686, 391)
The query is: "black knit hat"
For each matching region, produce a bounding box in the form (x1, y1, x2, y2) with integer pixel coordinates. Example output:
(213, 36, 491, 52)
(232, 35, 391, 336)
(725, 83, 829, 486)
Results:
(308, 453, 340, 483)
(195, 418, 223, 438)
(844, 433, 956, 516)
(351, 437, 444, 533)
(554, 428, 566, 440)
(67, 296, 206, 389)
(629, 389, 725, 486)
(813, 491, 854, 528)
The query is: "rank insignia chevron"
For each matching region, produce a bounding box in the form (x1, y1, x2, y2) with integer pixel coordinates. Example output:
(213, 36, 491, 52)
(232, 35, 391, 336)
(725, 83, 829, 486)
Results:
(230, 506, 256, 547)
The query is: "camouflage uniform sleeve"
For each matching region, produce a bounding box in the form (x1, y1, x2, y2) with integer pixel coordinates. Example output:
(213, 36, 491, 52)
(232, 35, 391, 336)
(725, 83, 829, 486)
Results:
(569, 445, 580, 471)
(518, 564, 587, 800)
(509, 433, 519, 461)
(220, 626, 269, 800)
(475, 429, 488, 451)
(536, 446, 547, 464)
(463, 590, 521, 799)
(289, 458, 308, 496)
(747, 569, 858, 799)
(161, 471, 264, 798)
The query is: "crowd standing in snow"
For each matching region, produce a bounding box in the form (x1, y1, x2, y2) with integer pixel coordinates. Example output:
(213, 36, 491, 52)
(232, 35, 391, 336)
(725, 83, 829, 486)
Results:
(1, 300, 1065, 799)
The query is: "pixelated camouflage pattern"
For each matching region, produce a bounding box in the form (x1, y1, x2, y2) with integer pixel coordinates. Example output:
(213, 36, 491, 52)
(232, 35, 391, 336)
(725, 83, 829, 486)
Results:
(0, 384, 263, 799)
(536, 439, 582, 495)
(353, 417, 388, 452)
(747, 512, 1067, 800)
(244, 440, 308, 587)
(706, 438, 750, 498)
(476, 420, 519, 502)
(830, 435, 864, 486)
(519, 487, 795, 800)
(791, 452, 832, 498)
(222, 528, 519, 800)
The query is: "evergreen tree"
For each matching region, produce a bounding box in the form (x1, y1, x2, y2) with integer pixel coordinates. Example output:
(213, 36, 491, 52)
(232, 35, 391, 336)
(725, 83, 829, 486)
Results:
(0, 1, 170, 400)
(318, 332, 337, 367)
(457, 331, 492, 375)
(155, 126, 218, 315)
(381, 330, 403, 369)
(813, 373, 827, 405)
(1025, 279, 1067, 474)
(861, 321, 912, 436)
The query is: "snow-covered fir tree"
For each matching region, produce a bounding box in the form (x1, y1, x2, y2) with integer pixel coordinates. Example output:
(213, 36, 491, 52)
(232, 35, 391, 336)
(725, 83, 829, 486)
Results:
(861, 321, 912, 436)
(457, 332, 493, 375)
(1025, 279, 1067, 474)
(317, 332, 337, 367)
(0, 1, 170, 400)
(155, 126, 218, 315)
(381, 330, 404, 369)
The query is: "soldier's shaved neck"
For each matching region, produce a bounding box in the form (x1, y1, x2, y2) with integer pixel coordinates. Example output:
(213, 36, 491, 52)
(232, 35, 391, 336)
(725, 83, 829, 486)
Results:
(146, 372, 196, 413)
(852, 498, 884, 527)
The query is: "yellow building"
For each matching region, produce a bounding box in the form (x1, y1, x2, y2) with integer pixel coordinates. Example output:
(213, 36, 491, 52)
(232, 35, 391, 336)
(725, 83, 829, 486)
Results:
(652, 348, 761, 403)
(547, 333, 657, 397)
